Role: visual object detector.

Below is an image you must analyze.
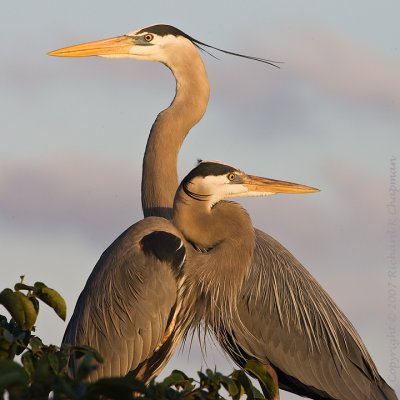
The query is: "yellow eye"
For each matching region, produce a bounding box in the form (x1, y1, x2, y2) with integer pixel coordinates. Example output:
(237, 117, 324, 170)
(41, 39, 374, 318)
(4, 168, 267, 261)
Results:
(144, 34, 154, 42)
(227, 173, 236, 181)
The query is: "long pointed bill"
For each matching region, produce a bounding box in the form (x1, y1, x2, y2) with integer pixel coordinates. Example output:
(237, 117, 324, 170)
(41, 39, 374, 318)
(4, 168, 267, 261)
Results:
(48, 36, 134, 57)
(243, 175, 319, 195)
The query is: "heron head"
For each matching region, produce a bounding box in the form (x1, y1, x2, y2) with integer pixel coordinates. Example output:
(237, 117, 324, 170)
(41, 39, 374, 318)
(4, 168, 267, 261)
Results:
(48, 24, 197, 62)
(48, 24, 280, 67)
(180, 160, 319, 207)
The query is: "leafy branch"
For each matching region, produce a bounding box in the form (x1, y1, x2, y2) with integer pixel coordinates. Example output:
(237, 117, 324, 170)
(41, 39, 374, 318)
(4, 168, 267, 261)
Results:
(0, 278, 267, 399)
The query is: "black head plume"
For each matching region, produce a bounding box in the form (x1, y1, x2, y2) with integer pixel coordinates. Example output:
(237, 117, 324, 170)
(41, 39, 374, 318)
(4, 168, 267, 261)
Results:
(138, 24, 281, 68)
(181, 161, 238, 201)
(192, 37, 281, 68)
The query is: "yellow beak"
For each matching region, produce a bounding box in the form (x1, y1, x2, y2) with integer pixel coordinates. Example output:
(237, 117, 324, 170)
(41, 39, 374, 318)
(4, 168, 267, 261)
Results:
(48, 35, 134, 57)
(243, 175, 319, 194)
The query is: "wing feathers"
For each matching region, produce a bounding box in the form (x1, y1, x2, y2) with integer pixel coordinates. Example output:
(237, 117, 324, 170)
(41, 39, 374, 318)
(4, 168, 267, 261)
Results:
(233, 228, 394, 399)
(63, 217, 186, 381)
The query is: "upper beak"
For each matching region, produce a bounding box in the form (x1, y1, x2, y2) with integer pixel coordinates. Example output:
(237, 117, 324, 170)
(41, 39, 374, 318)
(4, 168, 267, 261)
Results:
(48, 35, 135, 57)
(242, 175, 319, 195)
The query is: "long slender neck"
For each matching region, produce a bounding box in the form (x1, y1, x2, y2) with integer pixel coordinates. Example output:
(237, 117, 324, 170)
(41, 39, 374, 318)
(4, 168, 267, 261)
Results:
(142, 46, 210, 219)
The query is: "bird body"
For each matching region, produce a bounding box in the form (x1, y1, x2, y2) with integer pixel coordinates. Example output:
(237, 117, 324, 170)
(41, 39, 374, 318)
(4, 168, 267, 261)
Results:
(50, 24, 398, 399)
(172, 164, 257, 335)
(63, 217, 187, 382)
(51, 25, 213, 382)
(234, 229, 396, 399)
(174, 161, 396, 400)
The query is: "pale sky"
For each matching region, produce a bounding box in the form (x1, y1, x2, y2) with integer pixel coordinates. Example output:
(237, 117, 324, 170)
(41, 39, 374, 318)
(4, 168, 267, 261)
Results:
(1, 1, 399, 398)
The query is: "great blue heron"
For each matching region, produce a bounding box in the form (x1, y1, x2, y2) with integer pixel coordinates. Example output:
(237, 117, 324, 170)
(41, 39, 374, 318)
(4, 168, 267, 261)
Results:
(173, 161, 396, 400)
(49, 25, 397, 399)
(61, 216, 188, 382)
(173, 160, 320, 398)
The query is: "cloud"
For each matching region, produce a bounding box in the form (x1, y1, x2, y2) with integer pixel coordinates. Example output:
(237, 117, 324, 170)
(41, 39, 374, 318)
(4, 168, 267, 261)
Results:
(0, 154, 387, 265)
(0, 155, 143, 244)
(210, 22, 400, 122)
(287, 24, 400, 107)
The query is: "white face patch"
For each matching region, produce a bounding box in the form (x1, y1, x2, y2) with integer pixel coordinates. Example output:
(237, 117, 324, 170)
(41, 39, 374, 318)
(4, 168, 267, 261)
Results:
(121, 30, 193, 63)
(188, 174, 244, 208)
(192, 174, 232, 194)
(188, 172, 275, 209)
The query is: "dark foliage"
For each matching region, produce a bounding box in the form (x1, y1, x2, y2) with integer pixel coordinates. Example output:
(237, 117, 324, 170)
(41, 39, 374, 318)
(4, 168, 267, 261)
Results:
(0, 278, 266, 399)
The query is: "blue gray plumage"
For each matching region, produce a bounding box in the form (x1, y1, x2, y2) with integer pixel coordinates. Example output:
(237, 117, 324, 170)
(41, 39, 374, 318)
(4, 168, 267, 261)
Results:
(63, 217, 187, 382)
(50, 24, 397, 399)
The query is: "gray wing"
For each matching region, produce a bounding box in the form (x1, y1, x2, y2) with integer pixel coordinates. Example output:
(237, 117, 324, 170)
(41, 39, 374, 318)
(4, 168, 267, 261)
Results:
(63, 216, 186, 382)
(232, 228, 397, 400)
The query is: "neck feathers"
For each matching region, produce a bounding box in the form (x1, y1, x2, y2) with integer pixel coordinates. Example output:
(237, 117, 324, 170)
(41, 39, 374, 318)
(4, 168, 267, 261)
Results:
(173, 192, 256, 348)
(142, 44, 210, 218)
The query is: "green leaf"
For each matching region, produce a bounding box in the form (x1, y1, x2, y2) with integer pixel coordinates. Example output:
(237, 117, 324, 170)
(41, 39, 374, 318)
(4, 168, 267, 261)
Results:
(34, 283, 67, 321)
(0, 289, 25, 328)
(244, 359, 276, 399)
(54, 351, 69, 373)
(14, 283, 35, 292)
(0, 326, 19, 360)
(231, 369, 256, 400)
(0, 327, 14, 356)
(197, 370, 207, 381)
(48, 352, 60, 374)
(29, 336, 44, 354)
(14, 292, 37, 330)
(52, 378, 82, 400)
(2, 327, 15, 343)
(86, 377, 146, 400)
(70, 344, 104, 363)
(220, 375, 240, 397)
(244, 359, 269, 382)
(76, 353, 99, 381)
(0, 359, 28, 389)
(163, 370, 192, 387)
(33, 282, 47, 291)
(0, 315, 8, 327)
(21, 352, 35, 380)
(28, 295, 40, 314)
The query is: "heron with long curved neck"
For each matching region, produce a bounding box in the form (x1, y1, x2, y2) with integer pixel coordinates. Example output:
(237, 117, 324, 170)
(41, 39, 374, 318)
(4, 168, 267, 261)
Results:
(50, 25, 397, 399)
(49, 24, 277, 219)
